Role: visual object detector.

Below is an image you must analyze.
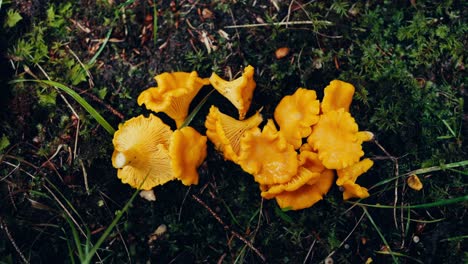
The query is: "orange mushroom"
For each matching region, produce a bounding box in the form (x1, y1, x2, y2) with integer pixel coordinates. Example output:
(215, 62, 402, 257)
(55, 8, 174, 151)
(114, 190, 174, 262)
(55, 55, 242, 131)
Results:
(336, 158, 374, 186)
(407, 174, 423, 191)
(205, 105, 263, 162)
(260, 168, 321, 199)
(336, 159, 373, 200)
(274, 88, 320, 149)
(209, 65, 256, 120)
(137, 71, 210, 127)
(321, 80, 355, 113)
(111, 114, 175, 190)
(274, 168, 334, 210)
(341, 181, 370, 200)
(169, 126, 207, 186)
(237, 119, 298, 185)
(307, 109, 372, 169)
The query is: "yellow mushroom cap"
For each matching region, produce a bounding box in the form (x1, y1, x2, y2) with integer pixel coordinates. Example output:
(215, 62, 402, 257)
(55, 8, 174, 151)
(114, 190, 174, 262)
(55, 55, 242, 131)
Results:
(137, 71, 209, 127)
(307, 109, 366, 169)
(274, 88, 320, 149)
(261, 168, 321, 199)
(407, 174, 423, 191)
(321, 80, 355, 113)
(205, 105, 263, 162)
(274, 168, 334, 210)
(336, 158, 374, 186)
(341, 181, 370, 200)
(261, 150, 332, 199)
(111, 114, 175, 190)
(169, 126, 207, 186)
(209, 65, 256, 120)
(237, 119, 298, 185)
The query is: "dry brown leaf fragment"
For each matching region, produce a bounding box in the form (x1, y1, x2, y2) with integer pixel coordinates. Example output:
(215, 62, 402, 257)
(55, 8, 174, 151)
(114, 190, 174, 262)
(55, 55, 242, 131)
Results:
(275, 47, 290, 59)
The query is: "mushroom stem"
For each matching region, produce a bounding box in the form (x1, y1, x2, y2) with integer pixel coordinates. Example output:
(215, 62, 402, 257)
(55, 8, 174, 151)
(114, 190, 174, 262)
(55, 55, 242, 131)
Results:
(113, 152, 128, 168)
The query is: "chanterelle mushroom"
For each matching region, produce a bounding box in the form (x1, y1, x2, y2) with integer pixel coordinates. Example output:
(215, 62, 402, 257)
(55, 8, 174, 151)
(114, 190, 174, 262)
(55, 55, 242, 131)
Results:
(274, 88, 320, 149)
(307, 109, 373, 170)
(205, 105, 263, 162)
(237, 119, 298, 185)
(169, 126, 207, 186)
(321, 80, 356, 113)
(138, 71, 209, 127)
(111, 114, 175, 190)
(209, 65, 256, 120)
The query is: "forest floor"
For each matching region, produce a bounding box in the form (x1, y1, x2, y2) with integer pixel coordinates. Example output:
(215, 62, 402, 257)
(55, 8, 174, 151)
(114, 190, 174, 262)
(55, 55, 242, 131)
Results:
(0, 1, 466, 263)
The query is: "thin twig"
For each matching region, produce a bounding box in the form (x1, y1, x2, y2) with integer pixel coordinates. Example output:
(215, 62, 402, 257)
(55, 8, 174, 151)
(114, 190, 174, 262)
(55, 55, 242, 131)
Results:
(73, 118, 80, 160)
(303, 239, 316, 264)
(0, 217, 29, 264)
(373, 139, 400, 231)
(191, 194, 266, 262)
(74, 87, 124, 120)
(79, 159, 90, 195)
(26, 64, 80, 120)
(224, 20, 332, 29)
(66, 45, 94, 88)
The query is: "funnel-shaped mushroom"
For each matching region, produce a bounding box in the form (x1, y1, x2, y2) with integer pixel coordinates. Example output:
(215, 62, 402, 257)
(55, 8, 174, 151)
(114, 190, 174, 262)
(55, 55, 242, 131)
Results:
(336, 158, 374, 186)
(274, 88, 320, 149)
(336, 158, 373, 200)
(307, 109, 372, 169)
(321, 80, 355, 113)
(112, 114, 175, 190)
(205, 105, 263, 162)
(274, 168, 334, 210)
(138, 71, 210, 127)
(209, 65, 256, 120)
(237, 119, 298, 185)
(260, 150, 330, 199)
(169, 126, 207, 186)
(260, 168, 321, 199)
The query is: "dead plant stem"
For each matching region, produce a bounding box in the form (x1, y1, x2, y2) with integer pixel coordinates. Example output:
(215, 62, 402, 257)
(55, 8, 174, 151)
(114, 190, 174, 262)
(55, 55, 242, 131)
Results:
(191, 194, 266, 262)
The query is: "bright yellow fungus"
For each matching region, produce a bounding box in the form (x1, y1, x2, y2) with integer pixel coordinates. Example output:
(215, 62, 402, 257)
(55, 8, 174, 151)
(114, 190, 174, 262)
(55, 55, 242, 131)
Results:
(274, 168, 334, 210)
(237, 119, 298, 185)
(138, 71, 209, 127)
(336, 158, 374, 186)
(407, 174, 423, 191)
(111, 114, 175, 190)
(341, 181, 370, 200)
(209, 65, 256, 120)
(274, 88, 320, 149)
(205, 105, 263, 162)
(321, 80, 355, 113)
(169, 126, 207, 186)
(307, 109, 372, 170)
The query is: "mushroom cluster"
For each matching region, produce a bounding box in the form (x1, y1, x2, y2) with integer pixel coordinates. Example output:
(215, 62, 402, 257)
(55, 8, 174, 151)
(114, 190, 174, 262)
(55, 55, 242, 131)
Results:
(206, 77, 374, 210)
(112, 71, 210, 199)
(111, 65, 374, 210)
(112, 66, 259, 199)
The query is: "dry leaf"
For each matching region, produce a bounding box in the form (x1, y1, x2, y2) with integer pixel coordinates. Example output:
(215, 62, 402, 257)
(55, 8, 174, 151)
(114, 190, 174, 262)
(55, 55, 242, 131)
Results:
(275, 47, 290, 59)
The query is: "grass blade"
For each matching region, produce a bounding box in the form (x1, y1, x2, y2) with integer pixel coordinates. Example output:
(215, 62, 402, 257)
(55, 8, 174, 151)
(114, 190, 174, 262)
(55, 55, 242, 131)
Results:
(361, 206, 398, 264)
(348, 195, 468, 209)
(370, 160, 468, 190)
(180, 88, 215, 128)
(65, 215, 84, 260)
(88, 28, 112, 66)
(10, 79, 115, 135)
(82, 187, 140, 264)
